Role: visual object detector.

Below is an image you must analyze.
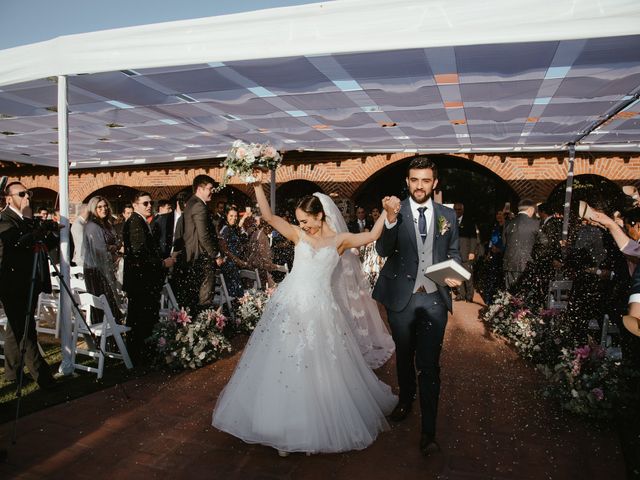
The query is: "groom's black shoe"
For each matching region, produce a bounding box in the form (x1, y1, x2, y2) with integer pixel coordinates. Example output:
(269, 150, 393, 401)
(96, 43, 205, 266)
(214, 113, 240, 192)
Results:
(419, 434, 441, 457)
(389, 401, 412, 422)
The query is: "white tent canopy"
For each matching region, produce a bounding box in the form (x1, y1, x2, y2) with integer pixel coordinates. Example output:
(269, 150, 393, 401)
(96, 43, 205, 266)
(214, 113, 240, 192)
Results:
(1, 0, 640, 169)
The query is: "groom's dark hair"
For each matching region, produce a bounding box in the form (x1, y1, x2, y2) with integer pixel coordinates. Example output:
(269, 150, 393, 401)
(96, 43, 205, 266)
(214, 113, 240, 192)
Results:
(296, 195, 325, 221)
(407, 156, 438, 179)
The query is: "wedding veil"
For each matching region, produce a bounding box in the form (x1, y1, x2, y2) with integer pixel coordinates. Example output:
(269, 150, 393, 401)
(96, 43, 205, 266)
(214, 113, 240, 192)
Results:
(313, 192, 394, 369)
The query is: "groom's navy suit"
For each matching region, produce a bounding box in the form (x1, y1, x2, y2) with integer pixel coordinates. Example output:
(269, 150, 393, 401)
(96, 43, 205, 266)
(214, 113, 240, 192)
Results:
(372, 197, 460, 439)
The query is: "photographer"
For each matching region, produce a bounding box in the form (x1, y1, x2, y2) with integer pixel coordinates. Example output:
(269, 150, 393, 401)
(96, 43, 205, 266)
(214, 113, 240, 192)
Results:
(0, 182, 56, 389)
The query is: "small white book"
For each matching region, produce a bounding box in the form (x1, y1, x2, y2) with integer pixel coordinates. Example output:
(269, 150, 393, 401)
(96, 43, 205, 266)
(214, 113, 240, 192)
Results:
(424, 259, 471, 286)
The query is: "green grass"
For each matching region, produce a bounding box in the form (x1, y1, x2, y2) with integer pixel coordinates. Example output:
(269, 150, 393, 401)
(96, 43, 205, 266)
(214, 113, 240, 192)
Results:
(0, 336, 152, 425)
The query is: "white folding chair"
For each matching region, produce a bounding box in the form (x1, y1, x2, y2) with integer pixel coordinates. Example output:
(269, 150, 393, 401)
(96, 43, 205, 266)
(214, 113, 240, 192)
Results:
(600, 314, 622, 359)
(547, 280, 572, 311)
(71, 292, 133, 379)
(213, 273, 234, 314)
(159, 282, 180, 318)
(36, 262, 61, 337)
(239, 268, 262, 290)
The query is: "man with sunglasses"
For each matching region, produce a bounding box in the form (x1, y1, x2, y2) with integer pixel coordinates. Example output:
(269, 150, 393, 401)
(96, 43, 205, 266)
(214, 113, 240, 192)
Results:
(123, 191, 175, 364)
(0, 182, 56, 389)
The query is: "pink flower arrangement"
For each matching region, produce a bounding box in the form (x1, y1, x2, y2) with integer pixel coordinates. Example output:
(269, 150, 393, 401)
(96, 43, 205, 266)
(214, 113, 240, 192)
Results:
(169, 308, 192, 326)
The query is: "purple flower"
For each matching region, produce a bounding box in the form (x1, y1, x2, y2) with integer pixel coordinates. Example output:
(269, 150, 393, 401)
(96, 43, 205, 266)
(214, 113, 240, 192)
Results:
(574, 345, 591, 360)
(591, 387, 604, 401)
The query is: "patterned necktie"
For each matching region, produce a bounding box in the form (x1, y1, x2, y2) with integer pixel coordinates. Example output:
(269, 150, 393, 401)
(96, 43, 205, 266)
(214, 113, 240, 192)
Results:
(417, 206, 427, 243)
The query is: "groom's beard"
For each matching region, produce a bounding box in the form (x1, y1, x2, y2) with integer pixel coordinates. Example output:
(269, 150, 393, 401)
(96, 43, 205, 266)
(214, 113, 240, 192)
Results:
(409, 189, 432, 204)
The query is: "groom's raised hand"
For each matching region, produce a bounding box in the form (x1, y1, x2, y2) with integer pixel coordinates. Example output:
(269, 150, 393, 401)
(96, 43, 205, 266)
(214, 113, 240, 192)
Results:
(382, 196, 401, 223)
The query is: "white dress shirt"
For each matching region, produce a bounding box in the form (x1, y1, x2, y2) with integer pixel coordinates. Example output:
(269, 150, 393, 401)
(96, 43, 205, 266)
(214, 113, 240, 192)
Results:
(385, 197, 434, 232)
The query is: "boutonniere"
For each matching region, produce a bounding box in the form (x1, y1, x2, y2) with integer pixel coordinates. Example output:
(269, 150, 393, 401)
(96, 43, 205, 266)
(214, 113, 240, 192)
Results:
(437, 216, 451, 235)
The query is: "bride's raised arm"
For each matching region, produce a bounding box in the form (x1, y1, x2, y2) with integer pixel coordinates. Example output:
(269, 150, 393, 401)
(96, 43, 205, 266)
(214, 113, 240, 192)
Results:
(252, 170, 300, 244)
(337, 208, 388, 254)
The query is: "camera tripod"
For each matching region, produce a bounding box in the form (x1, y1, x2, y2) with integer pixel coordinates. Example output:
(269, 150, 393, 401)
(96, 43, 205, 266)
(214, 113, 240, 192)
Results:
(10, 240, 126, 445)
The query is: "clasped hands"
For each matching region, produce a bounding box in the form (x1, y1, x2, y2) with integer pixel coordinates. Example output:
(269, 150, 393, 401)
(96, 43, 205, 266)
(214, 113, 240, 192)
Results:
(382, 196, 401, 221)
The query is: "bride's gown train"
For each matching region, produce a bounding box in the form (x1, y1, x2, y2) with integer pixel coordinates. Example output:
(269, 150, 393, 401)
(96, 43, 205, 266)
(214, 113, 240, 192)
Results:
(212, 237, 397, 453)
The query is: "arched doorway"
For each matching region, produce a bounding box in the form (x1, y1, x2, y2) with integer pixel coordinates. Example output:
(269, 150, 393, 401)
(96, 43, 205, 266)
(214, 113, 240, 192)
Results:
(83, 185, 138, 215)
(30, 187, 58, 212)
(354, 154, 518, 237)
(276, 180, 324, 215)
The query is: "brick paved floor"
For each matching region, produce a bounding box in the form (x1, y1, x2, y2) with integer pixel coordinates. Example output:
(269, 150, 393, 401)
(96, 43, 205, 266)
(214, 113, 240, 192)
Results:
(0, 297, 626, 479)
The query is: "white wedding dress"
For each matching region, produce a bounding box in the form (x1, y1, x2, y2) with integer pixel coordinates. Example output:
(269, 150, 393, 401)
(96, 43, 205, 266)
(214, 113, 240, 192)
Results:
(212, 235, 397, 454)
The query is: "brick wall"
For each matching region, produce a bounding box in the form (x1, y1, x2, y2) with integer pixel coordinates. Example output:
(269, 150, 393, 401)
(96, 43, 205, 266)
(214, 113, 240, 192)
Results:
(2, 152, 639, 205)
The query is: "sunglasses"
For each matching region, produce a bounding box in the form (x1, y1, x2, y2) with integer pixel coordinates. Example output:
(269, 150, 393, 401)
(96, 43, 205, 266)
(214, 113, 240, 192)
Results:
(138, 201, 154, 207)
(12, 190, 33, 198)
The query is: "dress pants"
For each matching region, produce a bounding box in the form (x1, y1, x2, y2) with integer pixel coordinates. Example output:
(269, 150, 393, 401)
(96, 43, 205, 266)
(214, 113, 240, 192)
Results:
(388, 291, 448, 438)
(126, 289, 161, 364)
(1, 290, 53, 387)
(185, 256, 216, 312)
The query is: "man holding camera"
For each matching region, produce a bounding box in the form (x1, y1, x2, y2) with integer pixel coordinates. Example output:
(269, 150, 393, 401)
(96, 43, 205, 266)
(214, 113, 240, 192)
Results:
(0, 181, 55, 389)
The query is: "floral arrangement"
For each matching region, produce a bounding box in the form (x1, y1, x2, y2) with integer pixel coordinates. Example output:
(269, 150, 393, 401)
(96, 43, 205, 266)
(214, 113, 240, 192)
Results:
(538, 342, 635, 419)
(217, 140, 282, 190)
(148, 307, 232, 370)
(235, 287, 274, 334)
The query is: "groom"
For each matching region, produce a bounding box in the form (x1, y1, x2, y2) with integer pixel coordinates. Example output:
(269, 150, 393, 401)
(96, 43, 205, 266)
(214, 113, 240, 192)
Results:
(373, 156, 461, 456)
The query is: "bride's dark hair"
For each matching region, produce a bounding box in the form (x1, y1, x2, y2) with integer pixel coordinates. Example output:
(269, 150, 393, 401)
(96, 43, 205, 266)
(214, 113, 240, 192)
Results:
(296, 195, 325, 222)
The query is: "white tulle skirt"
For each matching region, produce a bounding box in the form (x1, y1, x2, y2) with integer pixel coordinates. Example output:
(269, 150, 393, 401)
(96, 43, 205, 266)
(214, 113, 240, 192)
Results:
(212, 274, 397, 453)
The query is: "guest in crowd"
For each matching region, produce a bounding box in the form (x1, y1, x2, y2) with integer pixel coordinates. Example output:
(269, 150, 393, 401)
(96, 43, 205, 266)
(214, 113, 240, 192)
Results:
(83, 196, 124, 322)
(182, 175, 220, 312)
(371, 207, 381, 222)
(348, 206, 373, 233)
(156, 199, 173, 216)
(565, 196, 630, 341)
(271, 210, 294, 282)
(123, 191, 175, 364)
(152, 194, 185, 259)
(219, 207, 248, 298)
(114, 203, 134, 244)
(70, 203, 89, 267)
(482, 210, 506, 304)
(517, 201, 563, 306)
(245, 216, 284, 289)
(37, 207, 49, 220)
(0, 182, 56, 389)
(212, 200, 226, 232)
(454, 202, 479, 302)
(502, 199, 539, 290)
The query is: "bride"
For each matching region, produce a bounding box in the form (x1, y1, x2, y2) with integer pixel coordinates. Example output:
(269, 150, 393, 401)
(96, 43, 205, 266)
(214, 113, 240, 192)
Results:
(212, 171, 397, 455)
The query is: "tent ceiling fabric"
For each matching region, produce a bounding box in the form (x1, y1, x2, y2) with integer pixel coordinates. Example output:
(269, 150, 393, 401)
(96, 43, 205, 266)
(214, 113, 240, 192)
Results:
(0, 0, 639, 168)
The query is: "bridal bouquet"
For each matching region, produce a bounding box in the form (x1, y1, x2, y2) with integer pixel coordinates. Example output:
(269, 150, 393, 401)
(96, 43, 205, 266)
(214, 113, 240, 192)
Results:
(218, 140, 282, 188)
(235, 287, 275, 334)
(148, 307, 232, 370)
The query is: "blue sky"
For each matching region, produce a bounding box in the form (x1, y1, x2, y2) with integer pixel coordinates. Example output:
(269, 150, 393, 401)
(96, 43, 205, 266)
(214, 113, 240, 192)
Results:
(0, 0, 317, 50)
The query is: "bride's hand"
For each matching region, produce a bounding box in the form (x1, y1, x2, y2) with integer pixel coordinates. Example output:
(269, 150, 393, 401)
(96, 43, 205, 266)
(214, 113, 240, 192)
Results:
(251, 169, 265, 185)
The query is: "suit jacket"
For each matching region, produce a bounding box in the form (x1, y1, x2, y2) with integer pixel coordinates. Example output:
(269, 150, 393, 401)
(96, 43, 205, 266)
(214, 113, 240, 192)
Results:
(502, 213, 540, 272)
(182, 196, 219, 263)
(372, 199, 461, 313)
(0, 207, 53, 296)
(347, 217, 374, 234)
(457, 216, 478, 262)
(151, 212, 175, 259)
(123, 212, 164, 295)
(531, 216, 562, 263)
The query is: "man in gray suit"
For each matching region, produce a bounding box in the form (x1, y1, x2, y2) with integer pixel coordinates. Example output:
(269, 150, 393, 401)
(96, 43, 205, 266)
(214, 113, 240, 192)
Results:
(182, 175, 220, 312)
(372, 157, 461, 457)
(502, 198, 539, 289)
(453, 202, 479, 302)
